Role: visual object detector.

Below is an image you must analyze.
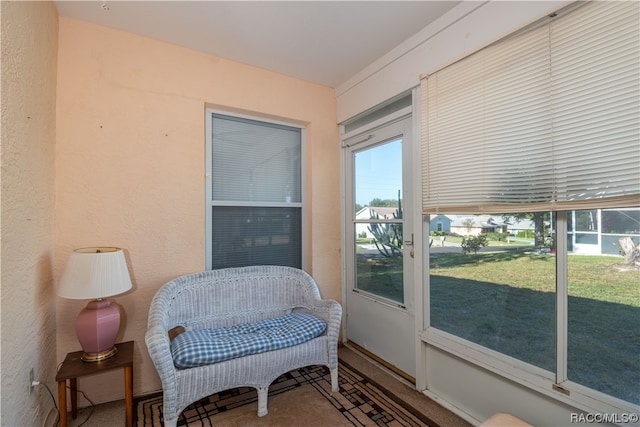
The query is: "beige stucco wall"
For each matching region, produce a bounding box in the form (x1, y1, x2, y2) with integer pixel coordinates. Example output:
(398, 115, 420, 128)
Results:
(1, 1, 59, 425)
(55, 17, 340, 402)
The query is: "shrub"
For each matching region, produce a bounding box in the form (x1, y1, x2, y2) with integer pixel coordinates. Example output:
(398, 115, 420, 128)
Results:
(461, 235, 488, 255)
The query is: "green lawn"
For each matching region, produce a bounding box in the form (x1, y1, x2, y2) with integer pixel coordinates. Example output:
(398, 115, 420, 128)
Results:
(431, 251, 639, 305)
(355, 249, 639, 405)
(430, 251, 639, 405)
(438, 235, 533, 247)
(356, 255, 404, 303)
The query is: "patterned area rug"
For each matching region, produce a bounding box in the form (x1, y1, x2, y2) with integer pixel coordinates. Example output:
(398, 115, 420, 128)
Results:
(136, 360, 437, 426)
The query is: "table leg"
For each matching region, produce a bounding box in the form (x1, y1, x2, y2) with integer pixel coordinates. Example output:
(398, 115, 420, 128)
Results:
(125, 364, 133, 427)
(57, 380, 67, 427)
(70, 377, 78, 419)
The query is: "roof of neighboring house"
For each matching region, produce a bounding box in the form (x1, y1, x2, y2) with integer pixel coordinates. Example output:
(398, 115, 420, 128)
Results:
(448, 215, 536, 231)
(355, 210, 537, 231)
(430, 214, 452, 221)
(355, 206, 401, 220)
(449, 215, 507, 228)
(507, 219, 536, 230)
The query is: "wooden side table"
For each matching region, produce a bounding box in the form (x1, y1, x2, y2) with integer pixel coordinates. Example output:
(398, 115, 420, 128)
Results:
(56, 341, 134, 427)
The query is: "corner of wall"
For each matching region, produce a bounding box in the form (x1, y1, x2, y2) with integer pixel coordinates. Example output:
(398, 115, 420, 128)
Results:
(1, 1, 59, 425)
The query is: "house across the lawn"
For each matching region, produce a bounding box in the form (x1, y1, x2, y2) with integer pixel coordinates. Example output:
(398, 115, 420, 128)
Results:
(355, 206, 402, 239)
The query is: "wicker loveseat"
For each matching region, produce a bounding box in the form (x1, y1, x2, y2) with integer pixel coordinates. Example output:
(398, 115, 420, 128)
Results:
(145, 266, 342, 427)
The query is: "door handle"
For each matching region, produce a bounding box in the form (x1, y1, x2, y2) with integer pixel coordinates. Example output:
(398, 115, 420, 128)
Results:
(404, 233, 414, 246)
(404, 234, 414, 258)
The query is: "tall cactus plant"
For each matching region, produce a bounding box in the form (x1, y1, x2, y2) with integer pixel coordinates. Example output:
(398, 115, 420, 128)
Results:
(367, 191, 403, 258)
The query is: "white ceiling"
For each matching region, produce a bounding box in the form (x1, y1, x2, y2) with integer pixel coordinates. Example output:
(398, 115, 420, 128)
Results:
(54, 1, 461, 88)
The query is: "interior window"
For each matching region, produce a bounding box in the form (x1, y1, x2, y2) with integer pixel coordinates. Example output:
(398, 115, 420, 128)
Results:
(206, 112, 303, 269)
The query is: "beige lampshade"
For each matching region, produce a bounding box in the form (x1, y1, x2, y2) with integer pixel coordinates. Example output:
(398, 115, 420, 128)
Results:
(58, 247, 132, 300)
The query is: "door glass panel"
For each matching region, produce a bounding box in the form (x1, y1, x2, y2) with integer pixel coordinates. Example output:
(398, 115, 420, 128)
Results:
(354, 139, 404, 304)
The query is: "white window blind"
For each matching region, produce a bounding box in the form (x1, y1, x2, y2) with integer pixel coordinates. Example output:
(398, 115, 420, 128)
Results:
(212, 114, 301, 204)
(208, 113, 303, 270)
(421, 1, 640, 214)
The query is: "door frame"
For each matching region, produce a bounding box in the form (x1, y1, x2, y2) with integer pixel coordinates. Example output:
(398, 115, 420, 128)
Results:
(340, 98, 420, 380)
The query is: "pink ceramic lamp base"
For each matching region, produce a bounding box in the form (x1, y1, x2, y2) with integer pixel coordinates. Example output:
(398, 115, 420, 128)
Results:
(76, 299, 120, 362)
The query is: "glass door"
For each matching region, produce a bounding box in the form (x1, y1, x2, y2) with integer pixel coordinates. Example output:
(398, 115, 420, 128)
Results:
(344, 116, 415, 380)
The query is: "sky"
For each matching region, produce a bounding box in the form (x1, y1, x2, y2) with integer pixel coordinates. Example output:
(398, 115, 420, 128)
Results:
(354, 139, 403, 206)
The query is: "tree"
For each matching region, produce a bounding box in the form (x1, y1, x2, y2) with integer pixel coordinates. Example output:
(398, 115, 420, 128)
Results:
(369, 198, 399, 207)
(619, 237, 640, 266)
(461, 234, 488, 255)
(501, 212, 550, 247)
(462, 218, 475, 234)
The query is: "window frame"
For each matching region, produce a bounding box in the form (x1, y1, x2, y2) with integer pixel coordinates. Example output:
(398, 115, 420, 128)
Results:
(418, 0, 639, 416)
(421, 209, 639, 417)
(205, 108, 307, 270)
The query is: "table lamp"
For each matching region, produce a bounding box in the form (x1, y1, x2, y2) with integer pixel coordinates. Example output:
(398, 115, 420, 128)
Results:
(58, 247, 132, 362)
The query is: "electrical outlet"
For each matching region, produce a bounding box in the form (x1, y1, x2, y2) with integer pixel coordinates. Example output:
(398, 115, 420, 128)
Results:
(28, 368, 34, 394)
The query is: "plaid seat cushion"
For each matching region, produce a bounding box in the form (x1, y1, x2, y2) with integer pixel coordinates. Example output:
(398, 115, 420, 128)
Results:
(171, 312, 327, 369)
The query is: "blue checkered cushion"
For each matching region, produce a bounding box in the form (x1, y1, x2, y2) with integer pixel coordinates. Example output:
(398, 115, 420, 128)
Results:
(170, 312, 327, 369)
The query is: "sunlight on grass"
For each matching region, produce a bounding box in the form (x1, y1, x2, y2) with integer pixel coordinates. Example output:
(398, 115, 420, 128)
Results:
(431, 251, 639, 306)
(354, 248, 639, 404)
(356, 256, 403, 303)
(430, 250, 640, 405)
